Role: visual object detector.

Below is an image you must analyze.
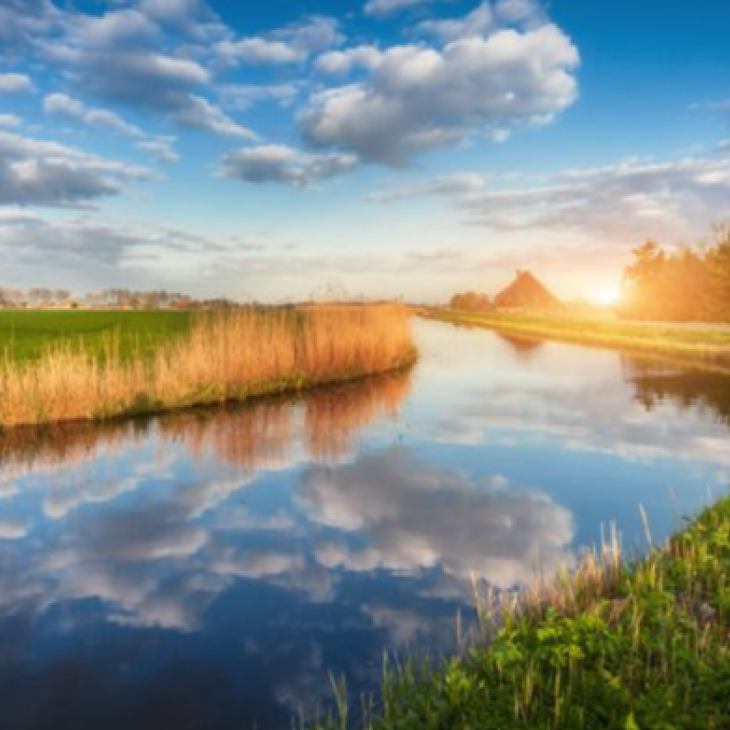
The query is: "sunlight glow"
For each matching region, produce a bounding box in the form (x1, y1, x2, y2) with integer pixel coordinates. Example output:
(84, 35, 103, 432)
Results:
(591, 288, 623, 307)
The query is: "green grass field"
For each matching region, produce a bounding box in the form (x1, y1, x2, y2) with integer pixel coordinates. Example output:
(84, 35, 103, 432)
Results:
(0, 310, 192, 362)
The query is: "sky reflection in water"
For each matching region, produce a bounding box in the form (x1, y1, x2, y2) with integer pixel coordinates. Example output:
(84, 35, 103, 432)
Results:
(0, 320, 729, 729)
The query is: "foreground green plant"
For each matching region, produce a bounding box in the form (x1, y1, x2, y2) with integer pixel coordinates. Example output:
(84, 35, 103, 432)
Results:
(314, 496, 730, 730)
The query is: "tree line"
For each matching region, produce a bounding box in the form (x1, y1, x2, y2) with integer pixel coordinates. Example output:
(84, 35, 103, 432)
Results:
(620, 225, 730, 322)
(449, 292, 492, 311)
(0, 287, 237, 310)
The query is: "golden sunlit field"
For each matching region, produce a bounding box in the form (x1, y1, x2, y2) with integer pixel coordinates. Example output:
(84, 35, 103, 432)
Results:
(431, 308, 730, 373)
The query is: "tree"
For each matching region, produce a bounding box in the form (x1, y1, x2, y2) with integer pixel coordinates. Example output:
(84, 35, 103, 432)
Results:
(449, 292, 492, 312)
(620, 228, 730, 323)
(707, 225, 730, 320)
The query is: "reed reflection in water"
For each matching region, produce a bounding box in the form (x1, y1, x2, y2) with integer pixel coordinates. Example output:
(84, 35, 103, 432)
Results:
(0, 368, 413, 485)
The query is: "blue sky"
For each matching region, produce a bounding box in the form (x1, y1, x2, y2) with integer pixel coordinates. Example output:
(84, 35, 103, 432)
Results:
(0, 0, 729, 302)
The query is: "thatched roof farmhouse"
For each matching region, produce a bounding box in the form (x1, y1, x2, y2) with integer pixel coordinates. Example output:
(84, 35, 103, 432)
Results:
(494, 271, 562, 310)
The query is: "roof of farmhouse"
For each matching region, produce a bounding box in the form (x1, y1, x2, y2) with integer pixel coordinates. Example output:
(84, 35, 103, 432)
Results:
(494, 271, 562, 309)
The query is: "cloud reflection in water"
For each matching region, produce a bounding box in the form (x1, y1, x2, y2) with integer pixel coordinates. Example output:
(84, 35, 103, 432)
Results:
(302, 447, 575, 589)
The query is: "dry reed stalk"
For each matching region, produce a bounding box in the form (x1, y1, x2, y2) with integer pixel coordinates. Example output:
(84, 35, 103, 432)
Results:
(0, 305, 415, 429)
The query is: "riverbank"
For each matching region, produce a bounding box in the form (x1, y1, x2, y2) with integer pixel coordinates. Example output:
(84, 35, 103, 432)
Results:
(428, 309, 730, 374)
(316, 495, 730, 729)
(0, 305, 416, 429)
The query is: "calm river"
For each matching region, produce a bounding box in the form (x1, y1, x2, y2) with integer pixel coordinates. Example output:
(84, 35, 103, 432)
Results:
(0, 319, 729, 729)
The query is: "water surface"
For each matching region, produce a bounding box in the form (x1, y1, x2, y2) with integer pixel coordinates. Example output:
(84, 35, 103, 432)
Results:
(1, 320, 729, 729)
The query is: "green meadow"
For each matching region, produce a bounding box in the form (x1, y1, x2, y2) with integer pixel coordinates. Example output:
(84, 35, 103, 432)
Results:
(0, 310, 192, 362)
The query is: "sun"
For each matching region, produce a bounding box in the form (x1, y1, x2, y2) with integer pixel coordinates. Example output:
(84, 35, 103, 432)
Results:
(591, 288, 623, 308)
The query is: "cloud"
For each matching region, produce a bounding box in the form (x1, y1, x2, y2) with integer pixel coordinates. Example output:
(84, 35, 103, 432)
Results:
(44, 476, 146, 521)
(369, 149, 730, 243)
(0, 218, 146, 276)
(420, 0, 545, 40)
(0, 211, 307, 294)
(216, 16, 342, 66)
(419, 2, 495, 40)
(300, 21, 579, 165)
(44, 93, 145, 138)
(138, 0, 227, 39)
(219, 83, 304, 111)
(0, 1, 58, 55)
(213, 505, 295, 532)
(211, 551, 304, 579)
(66, 7, 160, 48)
(219, 38, 302, 65)
(219, 144, 358, 186)
(0, 73, 35, 94)
(65, 49, 253, 138)
(0, 130, 151, 207)
(300, 447, 575, 588)
(364, 0, 440, 17)
(496, 0, 546, 24)
(39, 5, 254, 140)
(0, 215, 229, 291)
(67, 49, 209, 98)
(140, 0, 202, 21)
(367, 173, 488, 202)
(172, 94, 256, 139)
(0, 518, 30, 540)
(0, 114, 21, 129)
(315, 46, 383, 75)
(363, 605, 436, 644)
(0, 212, 254, 296)
(135, 137, 180, 163)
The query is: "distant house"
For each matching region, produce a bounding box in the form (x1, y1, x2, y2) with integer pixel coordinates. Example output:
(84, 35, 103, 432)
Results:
(494, 271, 562, 310)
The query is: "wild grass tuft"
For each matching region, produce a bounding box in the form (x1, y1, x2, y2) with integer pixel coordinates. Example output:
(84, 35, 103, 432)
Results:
(0, 305, 415, 428)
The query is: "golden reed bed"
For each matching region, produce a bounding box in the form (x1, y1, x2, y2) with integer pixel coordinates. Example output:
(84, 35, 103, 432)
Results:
(0, 305, 415, 429)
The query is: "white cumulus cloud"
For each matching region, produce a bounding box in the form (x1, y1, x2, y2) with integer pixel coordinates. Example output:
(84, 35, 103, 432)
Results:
(216, 16, 342, 66)
(0, 129, 152, 207)
(219, 144, 358, 186)
(301, 18, 579, 165)
(0, 73, 35, 94)
(364, 0, 440, 17)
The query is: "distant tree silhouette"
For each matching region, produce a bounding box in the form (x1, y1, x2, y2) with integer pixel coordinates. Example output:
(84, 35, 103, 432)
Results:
(620, 227, 730, 322)
(707, 224, 730, 317)
(449, 292, 492, 312)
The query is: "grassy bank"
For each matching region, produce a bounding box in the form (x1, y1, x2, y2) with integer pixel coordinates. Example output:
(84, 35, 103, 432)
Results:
(0, 305, 415, 429)
(0, 310, 191, 362)
(429, 309, 730, 373)
(315, 496, 730, 730)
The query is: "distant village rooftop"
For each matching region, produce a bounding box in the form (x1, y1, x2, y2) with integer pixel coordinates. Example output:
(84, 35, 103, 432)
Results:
(494, 271, 562, 310)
